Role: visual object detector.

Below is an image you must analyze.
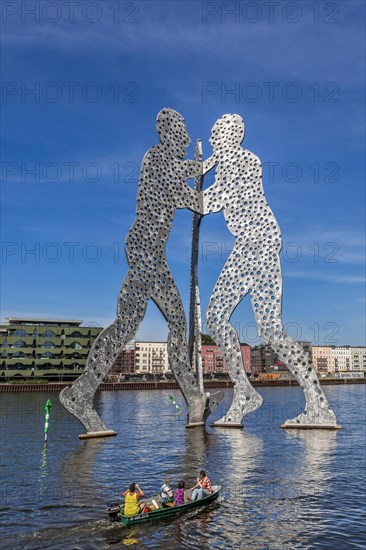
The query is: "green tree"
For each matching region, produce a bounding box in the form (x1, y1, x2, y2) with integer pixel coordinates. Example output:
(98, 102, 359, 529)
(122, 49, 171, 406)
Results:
(201, 333, 215, 345)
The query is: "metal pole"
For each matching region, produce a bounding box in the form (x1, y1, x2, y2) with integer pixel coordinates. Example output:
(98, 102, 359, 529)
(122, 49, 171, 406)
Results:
(188, 140, 204, 394)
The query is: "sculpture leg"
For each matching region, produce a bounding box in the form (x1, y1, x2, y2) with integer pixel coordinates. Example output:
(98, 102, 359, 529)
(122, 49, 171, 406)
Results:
(206, 254, 263, 426)
(59, 272, 148, 434)
(152, 265, 223, 425)
(251, 254, 339, 428)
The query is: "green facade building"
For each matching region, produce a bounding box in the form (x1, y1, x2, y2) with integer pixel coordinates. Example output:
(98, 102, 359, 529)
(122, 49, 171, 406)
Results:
(0, 317, 102, 382)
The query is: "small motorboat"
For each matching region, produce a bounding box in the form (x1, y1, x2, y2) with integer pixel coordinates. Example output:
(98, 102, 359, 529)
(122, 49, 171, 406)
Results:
(106, 485, 221, 525)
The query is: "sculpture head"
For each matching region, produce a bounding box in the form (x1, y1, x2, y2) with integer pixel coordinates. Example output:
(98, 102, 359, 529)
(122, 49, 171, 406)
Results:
(156, 108, 191, 158)
(209, 114, 245, 153)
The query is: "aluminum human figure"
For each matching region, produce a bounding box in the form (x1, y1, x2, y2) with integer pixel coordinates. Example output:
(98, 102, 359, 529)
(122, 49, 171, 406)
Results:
(60, 109, 223, 434)
(203, 114, 338, 428)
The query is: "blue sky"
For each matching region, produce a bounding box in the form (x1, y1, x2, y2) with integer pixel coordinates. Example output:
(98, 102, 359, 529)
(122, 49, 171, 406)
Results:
(1, 0, 365, 346)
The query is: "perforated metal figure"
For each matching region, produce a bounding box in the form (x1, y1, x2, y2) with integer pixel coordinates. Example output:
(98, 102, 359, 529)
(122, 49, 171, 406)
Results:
(203, 114, 338, 427)
(60, 109, 223, 433)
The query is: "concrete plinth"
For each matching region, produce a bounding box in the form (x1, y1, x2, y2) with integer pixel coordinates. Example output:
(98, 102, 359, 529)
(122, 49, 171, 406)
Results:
(281, 424, 342, 430)
(186, 422, 205, 428)
(79, 430, 117, 439)
(211, 422, 243, 428)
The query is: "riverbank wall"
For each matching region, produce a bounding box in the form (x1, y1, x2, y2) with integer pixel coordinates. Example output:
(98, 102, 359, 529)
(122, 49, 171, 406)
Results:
(0, 378, 364, 392)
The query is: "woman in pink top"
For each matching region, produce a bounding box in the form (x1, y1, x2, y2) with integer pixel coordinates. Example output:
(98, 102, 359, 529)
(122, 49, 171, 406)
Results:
(174, 480, 191, 506)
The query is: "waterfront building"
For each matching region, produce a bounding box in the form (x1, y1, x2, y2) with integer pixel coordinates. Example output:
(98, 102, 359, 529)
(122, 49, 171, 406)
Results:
(251, 342, 311, 375)
(311, 346, 333, 374)
(201, 344, 251, 374)
(2, 316, 364, 381)
(110, 340, 135, 375)
(331, 346, 352, 372)
(133, 342, 169, 374)
(201, 344, 224, 373)
(0, 317, 102, 381)
(350, 347, 366, 371)
(251, 345, 278, 374)
(240, 344, 251, 372)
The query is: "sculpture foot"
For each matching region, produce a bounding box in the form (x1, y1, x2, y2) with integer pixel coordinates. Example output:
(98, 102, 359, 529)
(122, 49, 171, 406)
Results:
(60, 385, 109, 434)
(203, 391, 225, 422)
(213, 390, 263, 426)
(282, 407, 341, 429)
(79, 430, 117, 439)
(186, 391, 224, 426)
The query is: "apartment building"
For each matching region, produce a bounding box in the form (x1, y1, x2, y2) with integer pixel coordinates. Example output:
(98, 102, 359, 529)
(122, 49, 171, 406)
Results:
(110, 340, 135, 375)
(201, 345, 225, 373)
(251, 344, 275, 374)
(134, 342, 169, 374)
(350, 347, 366, 371)
(331, 346, 352, 372)
(201, 344, 251, 374)
(311, 346, 333, 373)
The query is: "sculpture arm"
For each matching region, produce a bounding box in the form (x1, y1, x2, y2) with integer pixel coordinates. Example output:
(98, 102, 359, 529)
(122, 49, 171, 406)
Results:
(203, 155, 216, 175)
(175, 185, 204, 214)
(184, 159, 202, 178)
(203, 183, 223, 214)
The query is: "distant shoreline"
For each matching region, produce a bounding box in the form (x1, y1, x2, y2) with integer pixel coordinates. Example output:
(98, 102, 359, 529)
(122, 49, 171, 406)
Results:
(0, 378, 365, 393)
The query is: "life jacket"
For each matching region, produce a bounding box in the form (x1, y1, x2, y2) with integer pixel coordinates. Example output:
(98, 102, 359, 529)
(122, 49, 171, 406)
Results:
(160, 483, 174, 500)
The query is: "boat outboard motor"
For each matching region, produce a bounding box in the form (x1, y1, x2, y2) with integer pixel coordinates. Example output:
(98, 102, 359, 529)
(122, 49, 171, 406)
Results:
(106, 502, 121, 522)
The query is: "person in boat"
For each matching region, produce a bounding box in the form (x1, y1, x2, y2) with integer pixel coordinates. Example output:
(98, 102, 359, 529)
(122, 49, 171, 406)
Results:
(174, 480, 192, 506)
(123, 482, 147, 516)
(160, 477, 175, 506)
(191, 470, 213, 501)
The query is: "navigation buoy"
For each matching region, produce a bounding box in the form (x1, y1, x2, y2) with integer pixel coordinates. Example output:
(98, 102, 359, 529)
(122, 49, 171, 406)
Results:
(168, 394, 182, 414)
(44, 399, 51, 444)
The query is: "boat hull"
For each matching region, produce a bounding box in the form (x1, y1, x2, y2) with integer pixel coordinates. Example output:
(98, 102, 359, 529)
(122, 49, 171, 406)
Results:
(115, 485, 221, 526)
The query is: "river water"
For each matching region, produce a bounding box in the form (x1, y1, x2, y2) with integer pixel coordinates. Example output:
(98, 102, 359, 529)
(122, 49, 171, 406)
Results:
(1, 385, 365, 549)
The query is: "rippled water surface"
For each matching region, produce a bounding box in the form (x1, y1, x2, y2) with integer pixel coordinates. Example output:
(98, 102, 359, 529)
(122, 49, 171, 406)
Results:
(1, 385, 365, 549)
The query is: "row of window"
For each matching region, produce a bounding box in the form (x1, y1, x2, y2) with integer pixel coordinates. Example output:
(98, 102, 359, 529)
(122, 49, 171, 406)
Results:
(5, 329, 89, 338)
(136, 345, 166, 353)
(3, 352, 83, 359)
(3, 363, 84, 369)
(4, 341, 85, 349)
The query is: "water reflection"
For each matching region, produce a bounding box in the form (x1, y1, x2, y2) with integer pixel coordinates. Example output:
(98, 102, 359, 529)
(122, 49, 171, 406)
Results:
(59, 438, 111, 508)
(181, 427, 216, 476)
(176, 428, 264, 549)
(286, 429, 338, 491)
(38, 445, 49, 486)
(255, 430, 339, 549)
(3, 388, 363, 550)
